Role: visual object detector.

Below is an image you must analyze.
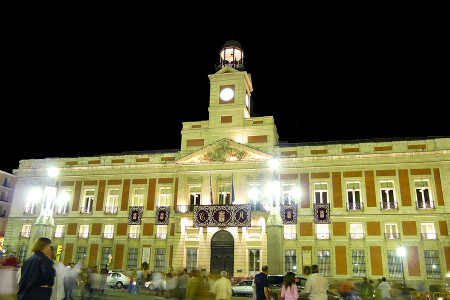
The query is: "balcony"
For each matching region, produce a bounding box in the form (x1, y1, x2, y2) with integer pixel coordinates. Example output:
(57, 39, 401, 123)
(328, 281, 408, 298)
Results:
(384, 233, 401, 239)
(316, 233, 331, 240)
(80, 207, 93, 214)
(421, 232, 438, 240)
(349, 233, 365, 240)
(346, 202, 364, 211)
(155, 233, 167, 239)
(284, 233, 297, 240)
(104, 206, 118, 214)
(102, 233, 114, 239)
(23, 207, 36, 215)
(128, 233, 140, 239)
(54, 232, 65, 239)
(416, 200, 435, 210)
(380, 202, 398, 210)
(77, 232, 89, 239)
(19, 231, 31, 238)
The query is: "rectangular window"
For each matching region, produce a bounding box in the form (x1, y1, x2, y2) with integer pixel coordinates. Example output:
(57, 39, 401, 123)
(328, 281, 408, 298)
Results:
(349, 223, 364, 239)
(20, 224, 31, 237)
(415, 180, 434, 209)
(248, 184, 262, 210)
(18, 245, 28, 263)
(285, 250, 297, 272)
(105, 189, 119, 214)
(424, 250, 441, 279)
(380, 181, 397, 209)
(282, 183, 299, 205)
(317, 250, 331, 277)
(103, 225, 114, 239)
(316, 224, 330, 240)
(351, 250, 366, 278)
(186, 249, 198, 272)
(81, 189, 95, 214)
(54, 225, 65, 238)
(156, 225, 167, 239)
(127, 248, 139, 270)
(131, 188, 145, 207)
(346, 182, 362, 210)
(129, 225, 140, 239)
(387, 250, 403, 279)
(56, 189, 71, 214)
(79, 225, 89, 238)
(385, 223, 400, 239)
(219, 185, 231, 205)
(76, 247, 87, 263)
(284, 225, 296, 240)
(159, 187, 172, 206)
(154, 248, 166, 273)
(314, 183, 328, 204)
(101, 247, 113, 268)
(421, 223, 437, 240)
(189, 186, 202, 207)
(249, 249, 261, 272)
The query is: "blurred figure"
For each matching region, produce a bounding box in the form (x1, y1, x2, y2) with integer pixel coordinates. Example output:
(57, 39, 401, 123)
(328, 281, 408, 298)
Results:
(213, 271, 231, 300)
(0, 257, 19, 300)
(281, 272, 298, 300)
(167, 272, 179, 300)
(254, 265, 269, 300)
(358, 278, 370, 300)
(378, 278, 391, 300)
(304, 265, 328, 300)
(17, 237, 56, 300)
(89, 268, 101, 299)
(99, 268, 108, 295)
(178, 269, 189, 300)
(186, 270, 209, 300)
(48, 246, 65, 300)
(64, 261, 82, 300)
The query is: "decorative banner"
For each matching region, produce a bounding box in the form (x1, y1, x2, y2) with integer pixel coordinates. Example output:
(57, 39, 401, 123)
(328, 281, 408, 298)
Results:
(128, 206, 143, 225)
(155, 206, 170, 225)
(314, 203, 330, 224)
(193, 205, 251, 227)
(281, 205, 297, 224)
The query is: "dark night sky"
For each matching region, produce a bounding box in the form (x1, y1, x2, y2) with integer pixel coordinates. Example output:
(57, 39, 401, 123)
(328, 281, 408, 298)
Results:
(2, 13, 448, 173)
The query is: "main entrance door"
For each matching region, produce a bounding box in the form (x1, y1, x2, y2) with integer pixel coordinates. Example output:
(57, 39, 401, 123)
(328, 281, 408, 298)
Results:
(210, 230, 234, 276)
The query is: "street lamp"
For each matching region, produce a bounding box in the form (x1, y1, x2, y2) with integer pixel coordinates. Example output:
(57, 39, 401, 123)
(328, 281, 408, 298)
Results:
(34, 167, 59, 239)
(397, 247, 407, 287)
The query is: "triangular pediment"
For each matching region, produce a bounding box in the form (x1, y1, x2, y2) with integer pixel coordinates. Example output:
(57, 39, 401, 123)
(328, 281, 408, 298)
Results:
(177, 139, 272, 164)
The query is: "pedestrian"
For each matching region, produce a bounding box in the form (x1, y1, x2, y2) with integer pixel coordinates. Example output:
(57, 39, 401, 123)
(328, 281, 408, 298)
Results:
(178, 268, 189, 300)
(48, 246, 66, 300)
(17, 237, 56, 300)
(213, 271, 232, 300)
(186, 270, 208, 300)
(254, 265, 269, 300)
(304, 265, 328, 300)
(64, 261, 82, 300)
(281, 272, 298, 300)
(358, 277, 370, 300)
(0, 257, 19, 300)
(378, 277, 391, 300)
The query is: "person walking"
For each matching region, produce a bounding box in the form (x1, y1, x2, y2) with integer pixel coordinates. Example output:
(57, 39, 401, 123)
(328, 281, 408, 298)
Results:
(213, 271, 232, 300)
(304, 265, 328, 300)
(178, 268, 189, 300)
(254, 265, 269, 300)
(17, 237, 56, 300)
(281, 272, 298, 300)
(378, 277, 391, 300)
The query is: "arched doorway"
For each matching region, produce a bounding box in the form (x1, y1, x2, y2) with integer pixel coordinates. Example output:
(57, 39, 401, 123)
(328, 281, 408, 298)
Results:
(210, 230, 234, 276)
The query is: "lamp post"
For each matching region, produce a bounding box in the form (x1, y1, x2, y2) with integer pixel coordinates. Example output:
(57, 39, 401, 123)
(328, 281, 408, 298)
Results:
(267, 158, 283, 274)
(397, 247, 407, 287)
(33, 167, 59, 240)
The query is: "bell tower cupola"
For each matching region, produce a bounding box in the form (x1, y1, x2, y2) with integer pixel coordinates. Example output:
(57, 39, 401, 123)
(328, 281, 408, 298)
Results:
(219, 40, 244, 70)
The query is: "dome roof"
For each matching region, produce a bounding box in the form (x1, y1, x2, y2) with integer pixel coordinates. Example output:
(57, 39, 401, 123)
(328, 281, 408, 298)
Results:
(222, 39, 242, 49)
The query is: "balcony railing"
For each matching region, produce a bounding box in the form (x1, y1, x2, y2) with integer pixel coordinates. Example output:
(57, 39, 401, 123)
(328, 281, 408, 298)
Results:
(384, 233, 401, 239)
(54, 232, 65, 238)
(19, 231, 31, 238)
(284, 233, 297, 240)
(155, 233, 167, 239)
(416, 201, 435, 209)
(104, 206, 118, 214)
(349, 233, 365, 240)
(23, 207, 36, 215)
(78, 232, 89, 239)
(316, 233, 331, 240)
(347, 202, 364, 211)
(80, 207, 93, 214)
(421, 232, 438, 240)
(175, 205, 195, 213)
(102, 233, 114, 239)
(128, 233, 140, 239)
(380, 202, 398, 210)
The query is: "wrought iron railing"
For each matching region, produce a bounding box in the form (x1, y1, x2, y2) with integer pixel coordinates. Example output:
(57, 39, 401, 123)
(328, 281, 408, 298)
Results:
(384, 233, 401, 239)
(349, 233, 365, 240)
(416, 200, 435, 209)
(104, 206, 118, 214)
(380, 202, 398, 210)
(420, 232, 438, 240)
(347, 202, 364, 211)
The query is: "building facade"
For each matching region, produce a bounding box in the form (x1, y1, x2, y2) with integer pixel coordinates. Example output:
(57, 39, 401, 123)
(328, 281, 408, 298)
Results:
(0, 169, 16, 252)
(4, 41, 450, 286)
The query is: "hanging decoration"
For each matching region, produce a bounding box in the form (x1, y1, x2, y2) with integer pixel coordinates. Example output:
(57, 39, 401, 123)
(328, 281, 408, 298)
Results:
(128, 206, 143, 225)
(281, 204, 297, 224)
(193, 204, 251, 227)
(314, 203, 330, 224)
(155, 206, 170, 225)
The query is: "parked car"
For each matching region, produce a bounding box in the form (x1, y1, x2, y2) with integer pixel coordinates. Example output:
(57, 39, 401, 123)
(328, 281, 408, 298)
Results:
(267, 275, 342, 300)
(106, 272, 130, 289)
(232, 280, 254, 296)
(144, 278, 167, 292)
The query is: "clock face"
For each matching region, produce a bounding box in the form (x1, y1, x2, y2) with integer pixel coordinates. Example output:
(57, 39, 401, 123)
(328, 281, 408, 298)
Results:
(219, 88, 234, 101)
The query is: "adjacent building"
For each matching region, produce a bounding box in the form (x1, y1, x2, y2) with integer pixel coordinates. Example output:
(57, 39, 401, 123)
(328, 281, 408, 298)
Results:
(3, 41, 449, 286)
(0, 170, 17, 252)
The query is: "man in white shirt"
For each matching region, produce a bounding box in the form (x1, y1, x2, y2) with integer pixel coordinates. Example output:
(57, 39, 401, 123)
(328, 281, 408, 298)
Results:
(213, 271, 232, 300)
(304, 265, 328, 300)
(378, 277, 391, 299)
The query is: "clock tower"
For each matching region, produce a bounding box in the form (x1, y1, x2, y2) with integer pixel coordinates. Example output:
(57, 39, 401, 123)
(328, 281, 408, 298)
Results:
(180, 40, 279, 156)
